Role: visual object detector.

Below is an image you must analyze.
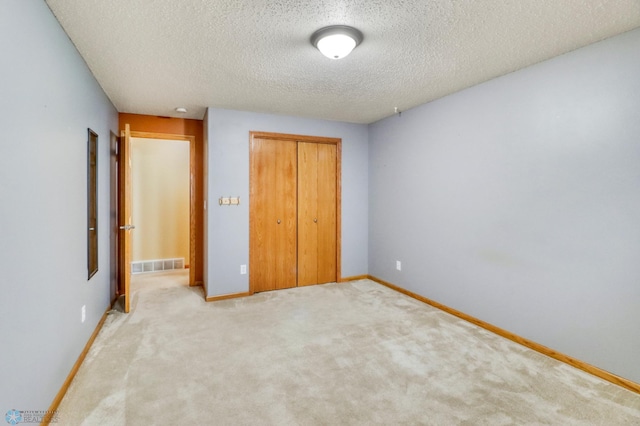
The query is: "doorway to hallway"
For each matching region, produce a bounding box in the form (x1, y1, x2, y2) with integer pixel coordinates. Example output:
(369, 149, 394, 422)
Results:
(130, 137, 190, 276)
(116, 113, 205, 312)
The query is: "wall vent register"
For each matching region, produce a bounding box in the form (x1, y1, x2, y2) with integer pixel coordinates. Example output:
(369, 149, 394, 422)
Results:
(131, 258, 185, 274)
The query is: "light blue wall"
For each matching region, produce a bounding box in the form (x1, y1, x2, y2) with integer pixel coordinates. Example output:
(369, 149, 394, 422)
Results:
(0, 0, 118, 413)
(206, 108, 369, 297)
(369, 28, 640, 383)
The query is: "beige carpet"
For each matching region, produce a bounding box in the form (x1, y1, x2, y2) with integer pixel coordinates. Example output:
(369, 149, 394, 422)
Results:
(57, 270, 640, 425)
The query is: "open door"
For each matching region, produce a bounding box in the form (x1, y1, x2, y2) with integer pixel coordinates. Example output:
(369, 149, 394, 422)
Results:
(119, 124, 134, 313)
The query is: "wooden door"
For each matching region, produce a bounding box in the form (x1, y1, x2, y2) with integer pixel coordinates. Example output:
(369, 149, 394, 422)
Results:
(298, 143, 319, 286)
(298, 142, 337, 286)
(316, 143, 337, 283)
(250, 137, 298, 292)
(119, 124, 133, 313)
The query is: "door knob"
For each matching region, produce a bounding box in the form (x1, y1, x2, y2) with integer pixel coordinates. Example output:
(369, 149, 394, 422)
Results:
(119, 225, 136, 231)
(313, 218, 317, 223)
(277, 219, 281, 224)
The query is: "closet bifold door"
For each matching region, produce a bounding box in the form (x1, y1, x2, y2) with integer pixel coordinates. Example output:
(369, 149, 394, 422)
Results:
(298, 142, 337, 286)
(250, 137, 298, 292)
(297, 142, 318, 286)
(316, 143, 337, 284)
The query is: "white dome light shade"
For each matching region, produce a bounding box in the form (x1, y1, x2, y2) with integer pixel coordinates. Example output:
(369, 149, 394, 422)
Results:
(311, 25, 363, 60)
(317, 34, 357, 59)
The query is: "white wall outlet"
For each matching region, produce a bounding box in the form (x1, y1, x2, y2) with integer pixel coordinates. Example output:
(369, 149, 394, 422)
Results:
(240, 264, 247, 275)
(396, 260, 402, 271)
(81, 305, 86, 323)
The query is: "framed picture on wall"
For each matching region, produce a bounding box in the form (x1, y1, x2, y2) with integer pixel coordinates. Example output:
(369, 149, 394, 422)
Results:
(87, 128, 98, 279)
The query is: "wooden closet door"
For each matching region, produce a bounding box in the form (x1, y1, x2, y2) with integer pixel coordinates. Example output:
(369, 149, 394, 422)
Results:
(316, 143, 337, 284)
(250, 138, 298, 292)
(298, 142, 337, 286)
(297, 142, 319, 286)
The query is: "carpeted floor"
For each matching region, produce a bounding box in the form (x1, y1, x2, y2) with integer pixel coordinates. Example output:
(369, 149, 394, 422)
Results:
(56, 270, 640, 425)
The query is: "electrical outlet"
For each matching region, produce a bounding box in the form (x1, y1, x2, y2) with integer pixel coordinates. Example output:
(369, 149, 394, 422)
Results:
(81, 305, 86, 323)
(240, 264, 247, 275)
(396, 261, 402, 271)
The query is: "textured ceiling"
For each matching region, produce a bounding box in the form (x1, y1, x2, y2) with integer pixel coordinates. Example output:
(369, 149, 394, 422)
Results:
(45, 0, 640, 124)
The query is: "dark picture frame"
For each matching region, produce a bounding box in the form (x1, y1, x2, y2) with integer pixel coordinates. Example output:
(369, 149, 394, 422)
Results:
(88, 129, 98, 279)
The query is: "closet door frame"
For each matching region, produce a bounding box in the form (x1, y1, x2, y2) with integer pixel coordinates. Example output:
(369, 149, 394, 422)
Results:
(249, 131, 342, 294)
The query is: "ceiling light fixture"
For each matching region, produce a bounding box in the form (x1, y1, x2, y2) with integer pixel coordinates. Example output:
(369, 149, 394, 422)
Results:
(311, 25, 363, 60)
(175, 107, 187, 113)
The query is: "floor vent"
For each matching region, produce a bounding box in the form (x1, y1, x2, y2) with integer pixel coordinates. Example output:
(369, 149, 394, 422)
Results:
(131, 258, 185, 274)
